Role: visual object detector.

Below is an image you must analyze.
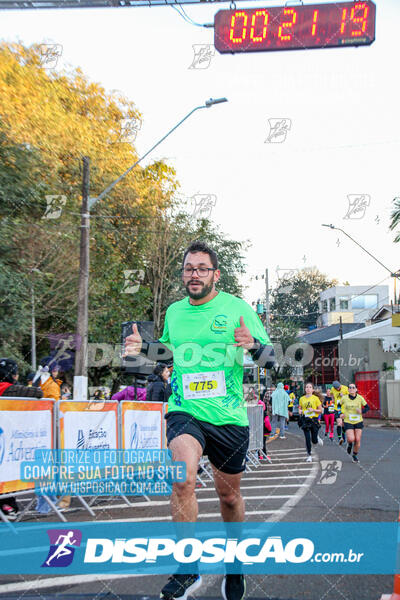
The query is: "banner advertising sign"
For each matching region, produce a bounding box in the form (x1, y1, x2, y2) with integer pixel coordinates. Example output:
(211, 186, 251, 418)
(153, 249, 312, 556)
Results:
(0, 521, 398, 575)
(59, 401, 118, 450)
(121, 402, 165, 450)
(0, 399, 54, 494)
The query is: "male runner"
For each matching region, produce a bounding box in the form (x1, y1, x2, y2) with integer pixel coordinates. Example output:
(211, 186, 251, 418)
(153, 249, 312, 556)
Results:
(124, 241, 275, 600)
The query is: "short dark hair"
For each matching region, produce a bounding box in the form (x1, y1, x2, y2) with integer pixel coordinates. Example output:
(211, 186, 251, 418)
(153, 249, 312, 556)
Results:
(154, 363, 167, 377)
(182, 241, 218, 270)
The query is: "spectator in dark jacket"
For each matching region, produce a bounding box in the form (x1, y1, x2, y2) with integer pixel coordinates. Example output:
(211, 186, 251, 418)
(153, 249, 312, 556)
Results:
(0, 358, 43, 520)
(147, 364, 170, 402)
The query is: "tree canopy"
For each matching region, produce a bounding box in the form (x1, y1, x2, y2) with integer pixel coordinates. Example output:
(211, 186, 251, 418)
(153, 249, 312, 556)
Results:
(270, 267, 338, 330)
(0, 43, 248, 389)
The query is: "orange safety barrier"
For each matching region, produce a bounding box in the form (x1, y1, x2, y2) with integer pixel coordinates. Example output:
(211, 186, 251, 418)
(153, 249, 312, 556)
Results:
(380, 513, 400, 600)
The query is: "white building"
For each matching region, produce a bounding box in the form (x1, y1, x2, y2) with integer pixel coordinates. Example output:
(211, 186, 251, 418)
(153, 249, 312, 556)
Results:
(324, 317, 400, 353)
(318, 285, 389, 327)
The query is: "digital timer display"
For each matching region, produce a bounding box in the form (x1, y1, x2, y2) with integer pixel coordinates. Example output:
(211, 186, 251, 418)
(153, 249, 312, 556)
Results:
(214, 1, 376, 53)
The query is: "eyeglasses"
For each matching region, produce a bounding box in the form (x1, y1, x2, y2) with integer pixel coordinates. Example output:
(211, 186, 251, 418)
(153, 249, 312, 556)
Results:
(182, 267, 216, 277)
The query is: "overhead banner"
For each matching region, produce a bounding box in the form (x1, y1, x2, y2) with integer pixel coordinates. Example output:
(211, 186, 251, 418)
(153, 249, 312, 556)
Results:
(59, 401, 118, 451)
(121, 402, 165, 450)
(0, 399, 54, 494)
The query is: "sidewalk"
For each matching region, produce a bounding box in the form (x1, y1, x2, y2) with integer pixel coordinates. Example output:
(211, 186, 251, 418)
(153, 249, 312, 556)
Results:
(365, 418, 400, 428)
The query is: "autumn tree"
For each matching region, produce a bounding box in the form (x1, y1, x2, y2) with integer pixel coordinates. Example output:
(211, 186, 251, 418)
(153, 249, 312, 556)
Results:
(270, 267, 338, 329)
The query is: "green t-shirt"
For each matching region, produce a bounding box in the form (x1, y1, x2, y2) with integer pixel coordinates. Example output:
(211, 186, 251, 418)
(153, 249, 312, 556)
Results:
(159, 291, 270, 426)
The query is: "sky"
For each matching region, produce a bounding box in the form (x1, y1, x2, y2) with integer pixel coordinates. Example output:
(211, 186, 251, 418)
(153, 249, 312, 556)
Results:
(0, 0, 399, 305)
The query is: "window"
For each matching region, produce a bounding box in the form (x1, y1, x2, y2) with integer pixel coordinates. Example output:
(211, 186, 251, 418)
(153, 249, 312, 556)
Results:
(351, 294, 378, 310)
(329, 298, 336, 311)
(322, 300, 328, 312)
(339, 296, 349, 310)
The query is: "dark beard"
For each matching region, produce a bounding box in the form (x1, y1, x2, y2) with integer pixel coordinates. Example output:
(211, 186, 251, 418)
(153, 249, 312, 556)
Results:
(185, 279, 213, 300)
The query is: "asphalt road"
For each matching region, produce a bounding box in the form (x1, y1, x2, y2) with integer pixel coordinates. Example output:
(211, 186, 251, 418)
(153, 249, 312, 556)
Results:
(1, 422, 399, 600)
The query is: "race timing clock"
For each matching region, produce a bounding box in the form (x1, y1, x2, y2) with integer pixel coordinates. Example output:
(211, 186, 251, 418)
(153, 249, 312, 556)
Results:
(214, 1, 376, 53)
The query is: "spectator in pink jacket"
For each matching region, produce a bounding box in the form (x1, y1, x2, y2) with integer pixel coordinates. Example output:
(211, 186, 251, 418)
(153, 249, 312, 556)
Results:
(111, 376, 147, 402)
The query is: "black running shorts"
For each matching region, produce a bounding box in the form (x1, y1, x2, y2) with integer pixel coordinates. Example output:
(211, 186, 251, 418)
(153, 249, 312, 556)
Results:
(343, 421, 364, 431)
(165, 411, 249, 474)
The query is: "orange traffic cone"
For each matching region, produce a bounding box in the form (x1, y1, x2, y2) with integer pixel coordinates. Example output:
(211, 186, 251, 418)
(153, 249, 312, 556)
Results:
(380, 574, 400, 600)
(380, 514, 400, 600)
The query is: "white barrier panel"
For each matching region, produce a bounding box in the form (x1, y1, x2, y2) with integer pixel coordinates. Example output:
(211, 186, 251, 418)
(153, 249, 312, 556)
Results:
(247, 404, 264, 451)
(121, 401, 166, 450)
(0, 398, 55, 494)
(58, 400, 119, 450)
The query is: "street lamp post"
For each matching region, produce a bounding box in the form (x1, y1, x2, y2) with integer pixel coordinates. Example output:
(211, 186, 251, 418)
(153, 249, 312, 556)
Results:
(322, 224, 400, 280)
(73, 98, 228, 400)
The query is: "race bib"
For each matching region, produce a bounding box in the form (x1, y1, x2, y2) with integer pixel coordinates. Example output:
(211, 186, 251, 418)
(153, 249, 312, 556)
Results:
(304, 408, 314, 417)
(182, 371, 226, 400)
(328, 406, 335, 413)
(349, 414, 360, 422)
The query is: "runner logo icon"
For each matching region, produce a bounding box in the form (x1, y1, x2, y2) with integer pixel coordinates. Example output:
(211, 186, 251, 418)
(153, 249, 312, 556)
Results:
(42, 529, 82, 567)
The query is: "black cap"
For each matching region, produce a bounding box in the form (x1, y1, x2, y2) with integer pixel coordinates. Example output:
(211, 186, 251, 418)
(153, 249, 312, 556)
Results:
(0, 358, 18, 383)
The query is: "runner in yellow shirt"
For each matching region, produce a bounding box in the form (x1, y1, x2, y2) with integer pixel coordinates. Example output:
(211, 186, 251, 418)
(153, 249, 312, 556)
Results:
(288, 390, 295, 421)
(339, 383, 369, 463)
(330, 380, 348, 445)
(298, 382, 323, 462)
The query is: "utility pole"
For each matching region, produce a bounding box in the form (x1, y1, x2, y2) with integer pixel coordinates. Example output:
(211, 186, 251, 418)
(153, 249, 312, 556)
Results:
(265, 268, 270, 334)
(31, 286, 36, 371)
(339, 315, 343, 340)
(74, 156, 90, 401)
(264, 268, 272, 388)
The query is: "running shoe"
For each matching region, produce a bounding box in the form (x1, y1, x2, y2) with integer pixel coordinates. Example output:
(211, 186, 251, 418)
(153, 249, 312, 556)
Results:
(347, 443, 353, 455)
(352, 454, 359, 463)
(318, 436, 324, 446)
(160, 574, 202, 600)
(1, 504, 18, 521)
(279, 436, 286, 440)
(306, 455, 312, 463)
(324, 432, 328, 437)
(258, 454, 264, 460)
(339, 438, 344, 446)
(221, 574, 246, 600)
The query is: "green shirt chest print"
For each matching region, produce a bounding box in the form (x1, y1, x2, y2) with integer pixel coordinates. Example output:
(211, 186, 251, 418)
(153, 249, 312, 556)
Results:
(159, 291, 270, 426)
